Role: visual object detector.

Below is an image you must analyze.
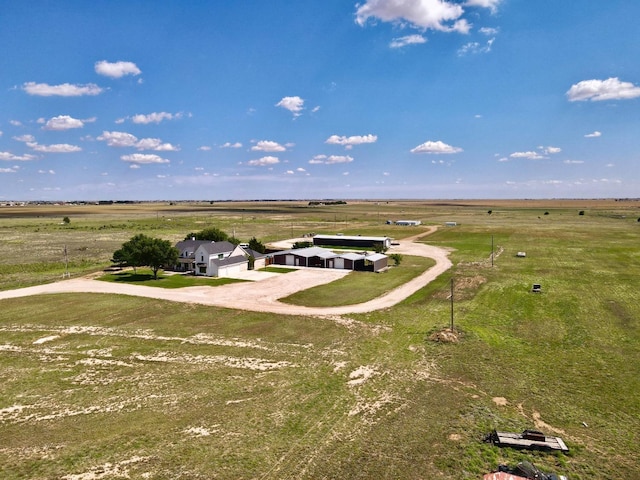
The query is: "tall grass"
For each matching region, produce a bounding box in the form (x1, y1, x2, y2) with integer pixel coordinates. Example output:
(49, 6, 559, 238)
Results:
(0, 200, 638, 478)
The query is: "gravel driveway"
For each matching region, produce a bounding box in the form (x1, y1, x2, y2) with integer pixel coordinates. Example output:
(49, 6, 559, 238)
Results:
(0, 230, 451, 317)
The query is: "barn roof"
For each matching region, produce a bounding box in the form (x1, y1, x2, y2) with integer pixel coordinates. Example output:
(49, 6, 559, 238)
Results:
(313, 234, 390, 242)
(275, 247, 338, 259)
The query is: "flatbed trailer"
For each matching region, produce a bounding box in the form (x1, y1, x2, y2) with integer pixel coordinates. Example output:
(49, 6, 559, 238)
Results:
(487, 429, 569, 452)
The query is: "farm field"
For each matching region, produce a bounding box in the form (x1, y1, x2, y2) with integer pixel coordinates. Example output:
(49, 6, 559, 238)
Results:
(0, 199, 639, 479)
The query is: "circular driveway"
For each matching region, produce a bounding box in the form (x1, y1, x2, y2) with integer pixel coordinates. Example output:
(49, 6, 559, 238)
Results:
(0, 231, 451, 317)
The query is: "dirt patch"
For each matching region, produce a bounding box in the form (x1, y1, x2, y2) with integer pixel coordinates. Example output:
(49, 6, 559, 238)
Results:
(492, 397, 508, 406)
(428, 328, 461, 343)
(61, 455, 149, 480)
(347, 365, 378, 386)
(432, 275, 486, 300)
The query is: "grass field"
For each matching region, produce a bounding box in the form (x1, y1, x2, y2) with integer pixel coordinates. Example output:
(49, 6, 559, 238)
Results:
(0, 199, 639, 479)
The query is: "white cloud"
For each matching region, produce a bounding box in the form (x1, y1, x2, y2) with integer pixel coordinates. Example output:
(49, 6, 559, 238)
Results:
(308, 154, 354, 164)
(355, 0, 470, 33)
(509, 146, 560, 160)
(251, 140, 287, 152)
(479, 27, 499, 35)
(296, 167, 306, 172)
(458, 37, 494, 56)
(542, 146, 562, 155)
(97, 131, 179, 151)
(276, 96, 304, 116)
(134, 138, 180, 151)
(98, 131, 138, 148)
(95, 60, 141, 78)
(0, 166, 19, 173)
(27, 142, 82, 153)
(13, 134, 35, 143)
(0, 151, 37, 161)
(220, 142, 243, 149)
(325, 134, 377, 147)
(411, 140, 463, 154)
(390, 34, 427, 48)
(567, 77, 640, 102)
(42, 115, 85, 131)
(584, 131, 602, 138)
(38, 169, 56, 174)
(0, 131, 2, 137)
(130, 112, 183, 124)
(198, 146, 212, 151)
(465, 0, 501, 13)
(9, 120, 22, 126)
(564, 160, 584, 164)
(509, 151, 545, 160)
(121, 154, 169, 165)
(22, 82, 103, 97)
(248, 156, 280, 166)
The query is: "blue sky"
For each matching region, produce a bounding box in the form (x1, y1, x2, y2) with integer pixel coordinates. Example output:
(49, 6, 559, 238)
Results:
(1, 0, 639, 201)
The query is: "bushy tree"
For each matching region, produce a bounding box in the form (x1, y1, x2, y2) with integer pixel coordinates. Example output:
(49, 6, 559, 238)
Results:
(248, 237, 266, 253)
(112, 234, 178, 279)
(184, 227, 228, 242)
(389, 253, 403, 266)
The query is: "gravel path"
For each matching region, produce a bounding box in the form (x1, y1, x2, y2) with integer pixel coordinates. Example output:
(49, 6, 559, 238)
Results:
(0, 229, 451, 317)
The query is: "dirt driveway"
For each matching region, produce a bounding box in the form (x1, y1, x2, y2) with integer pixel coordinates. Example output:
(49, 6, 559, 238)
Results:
(0, 230, 451, 317)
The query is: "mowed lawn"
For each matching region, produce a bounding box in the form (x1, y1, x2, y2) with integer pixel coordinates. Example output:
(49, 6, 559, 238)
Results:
(0, 201, 639, 479)
(280, 255, 435, 307)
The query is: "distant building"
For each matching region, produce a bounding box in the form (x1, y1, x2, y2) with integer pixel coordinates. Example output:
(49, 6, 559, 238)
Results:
(395, 220, 421, 226)
(312, 234, 391, 250)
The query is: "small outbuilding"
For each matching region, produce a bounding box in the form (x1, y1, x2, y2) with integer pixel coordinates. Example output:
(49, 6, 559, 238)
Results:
(270, 247, 388, 272)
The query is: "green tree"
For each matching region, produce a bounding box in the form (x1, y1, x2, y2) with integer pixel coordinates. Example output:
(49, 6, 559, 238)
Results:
(62, 216, 70, 224)
(248, 237, 266, 254)
(389, 253, 403, 266)
(373, 242, 388, 254)
(184, 227, 229, 242)
(112, 234, 178, 279)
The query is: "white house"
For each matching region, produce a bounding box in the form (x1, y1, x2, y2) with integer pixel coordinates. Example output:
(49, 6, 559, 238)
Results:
(194, 241, 248, 277)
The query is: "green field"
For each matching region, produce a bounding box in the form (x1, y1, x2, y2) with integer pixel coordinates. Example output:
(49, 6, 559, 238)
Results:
(0, 200, 639, 479)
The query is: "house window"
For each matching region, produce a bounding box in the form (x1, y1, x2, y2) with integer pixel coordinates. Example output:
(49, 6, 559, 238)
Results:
(199, 266, 206, 274)
(218, 254, 224, 259)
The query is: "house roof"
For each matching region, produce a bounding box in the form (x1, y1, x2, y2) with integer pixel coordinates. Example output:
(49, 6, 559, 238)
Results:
(239, 246, 267, 259)
(196, 241, 237, 255)
(175, 239, 210, 257)
(211, 255, 249, 267)
(365, 253, 387, 262)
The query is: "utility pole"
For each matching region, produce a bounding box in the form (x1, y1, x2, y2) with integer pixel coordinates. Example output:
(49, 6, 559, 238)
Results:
(63, 245, 70, 278)
(491, 235, 494, 267)
(450, 277, 454, 331)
